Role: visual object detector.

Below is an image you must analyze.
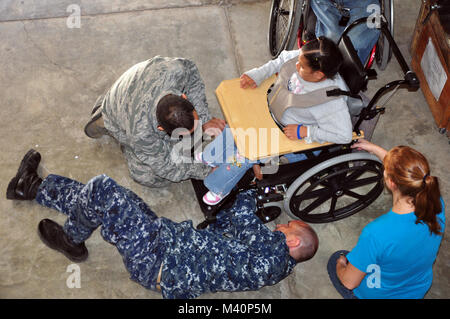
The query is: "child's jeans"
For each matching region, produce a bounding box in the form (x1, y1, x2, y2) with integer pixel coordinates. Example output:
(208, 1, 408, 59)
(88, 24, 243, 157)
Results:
(202, 126, 317, 196)
(283, 150, 322, 163)
(311, 0, 381, 64)
(203, 126, 258, 196)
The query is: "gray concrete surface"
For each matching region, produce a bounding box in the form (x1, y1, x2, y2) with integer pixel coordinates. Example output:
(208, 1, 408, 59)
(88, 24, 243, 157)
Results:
(0, 0, 448, 299)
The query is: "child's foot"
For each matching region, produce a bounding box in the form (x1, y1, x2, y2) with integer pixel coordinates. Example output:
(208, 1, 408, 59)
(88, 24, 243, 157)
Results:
(195, 152, 215, 167)
(203, 191, 224, 205)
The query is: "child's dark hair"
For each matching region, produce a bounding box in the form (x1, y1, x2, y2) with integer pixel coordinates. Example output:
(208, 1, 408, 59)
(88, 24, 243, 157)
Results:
(156, 94, 195, 135)
(302, 36, 343, 79)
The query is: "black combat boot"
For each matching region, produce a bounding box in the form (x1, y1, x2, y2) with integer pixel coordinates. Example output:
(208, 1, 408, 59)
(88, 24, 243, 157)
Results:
(6, 149, 43, 200)
(38, 219, 88, 263)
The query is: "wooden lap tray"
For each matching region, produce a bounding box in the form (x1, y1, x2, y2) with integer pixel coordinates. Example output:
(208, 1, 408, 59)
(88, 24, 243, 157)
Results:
(215, 76, 363, 161)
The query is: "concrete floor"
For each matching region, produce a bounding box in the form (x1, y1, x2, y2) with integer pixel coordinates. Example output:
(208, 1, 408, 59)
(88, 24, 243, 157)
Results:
(0, 0, 448, 299)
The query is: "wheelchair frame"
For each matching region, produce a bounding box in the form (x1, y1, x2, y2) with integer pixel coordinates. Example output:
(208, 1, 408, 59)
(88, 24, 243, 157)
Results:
(191, 14, 419, 230)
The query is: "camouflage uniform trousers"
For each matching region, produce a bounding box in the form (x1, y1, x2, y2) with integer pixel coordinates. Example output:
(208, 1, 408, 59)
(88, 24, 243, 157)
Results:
(35, 174, 163, 291)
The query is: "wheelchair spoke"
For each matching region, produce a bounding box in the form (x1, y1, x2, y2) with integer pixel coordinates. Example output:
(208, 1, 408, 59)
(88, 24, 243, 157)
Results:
(343, 163, 370, 183)
(291, 187, 331, 212)
(268, 0, 296, 57)
(278, 9, 291, 16)
(343, 189, 363, 200)
(294, 187, 330, 201)
(346, 175, 380, 189)
(328, 196, 338, 216)
(302, 193, 331, 213)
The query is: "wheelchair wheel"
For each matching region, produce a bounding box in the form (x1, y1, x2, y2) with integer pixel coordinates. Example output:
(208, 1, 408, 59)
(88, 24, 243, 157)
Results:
(284, 152, 383, 223)
(268, 0, 304, 57)
(375, 0, 393, 70)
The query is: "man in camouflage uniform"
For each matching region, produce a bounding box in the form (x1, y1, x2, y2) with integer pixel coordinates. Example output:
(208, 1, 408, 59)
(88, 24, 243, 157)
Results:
(84, 56, 225, 187)
(6, 150, 319, 299)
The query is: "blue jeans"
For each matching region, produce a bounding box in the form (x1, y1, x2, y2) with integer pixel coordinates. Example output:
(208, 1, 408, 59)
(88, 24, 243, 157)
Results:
(327, 250, 358, 299)
(203, 127, 314, 196)
(311, 0, 381, 64)
(283, 150, 322, 163)
(203, 127, 258, 196)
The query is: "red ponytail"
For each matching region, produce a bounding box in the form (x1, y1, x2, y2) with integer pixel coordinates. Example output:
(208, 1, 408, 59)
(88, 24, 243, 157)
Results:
(383, 146, 442, 235)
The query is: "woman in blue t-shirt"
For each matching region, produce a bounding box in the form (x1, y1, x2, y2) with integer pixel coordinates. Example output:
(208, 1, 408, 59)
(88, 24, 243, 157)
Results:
(327, 139, 445, 299)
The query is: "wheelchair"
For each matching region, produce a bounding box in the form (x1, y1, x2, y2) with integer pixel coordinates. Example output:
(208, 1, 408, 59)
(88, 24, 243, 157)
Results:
(268, 0, 394, 70)
(191, 0, 419, 230)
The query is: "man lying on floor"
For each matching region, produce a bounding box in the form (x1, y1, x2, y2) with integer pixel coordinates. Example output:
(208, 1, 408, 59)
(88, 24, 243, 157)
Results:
(6, 149, 319, 299)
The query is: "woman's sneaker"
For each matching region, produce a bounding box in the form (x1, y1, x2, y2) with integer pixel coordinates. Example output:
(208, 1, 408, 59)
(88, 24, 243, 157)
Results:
(203, 191, 225, 205)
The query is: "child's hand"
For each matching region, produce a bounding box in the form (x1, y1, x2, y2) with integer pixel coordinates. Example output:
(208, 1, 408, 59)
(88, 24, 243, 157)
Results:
(283, 125, 306, 140)
(240, 74, 257, 89)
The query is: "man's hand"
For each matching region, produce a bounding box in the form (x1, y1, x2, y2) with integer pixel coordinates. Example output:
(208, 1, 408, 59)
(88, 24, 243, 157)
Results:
(202, 117, 226, 137)
(283, 124, 306, 140)
(240, 74, 257, 89)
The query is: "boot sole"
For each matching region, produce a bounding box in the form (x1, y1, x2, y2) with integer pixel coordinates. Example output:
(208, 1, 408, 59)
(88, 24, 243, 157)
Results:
(38, 220, 88, 263)
(6, 149, 41, 200)
(6, 176, 21, 200)
(84, 108, 108, 139)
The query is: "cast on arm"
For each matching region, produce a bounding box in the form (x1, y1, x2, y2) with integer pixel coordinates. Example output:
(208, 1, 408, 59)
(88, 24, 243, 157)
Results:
(244, 49, 301, 87)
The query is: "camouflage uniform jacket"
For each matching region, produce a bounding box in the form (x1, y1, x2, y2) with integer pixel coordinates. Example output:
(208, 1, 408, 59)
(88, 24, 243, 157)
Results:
(101, 56, 212, 187)
(158, 190, 297, 299)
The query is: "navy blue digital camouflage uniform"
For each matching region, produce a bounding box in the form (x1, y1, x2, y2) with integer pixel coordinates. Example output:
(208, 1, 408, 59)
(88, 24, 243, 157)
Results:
(36, 174, 297, 299)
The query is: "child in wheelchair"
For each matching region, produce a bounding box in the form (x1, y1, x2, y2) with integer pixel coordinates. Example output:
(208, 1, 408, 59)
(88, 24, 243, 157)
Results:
(198, 37, 353, 205)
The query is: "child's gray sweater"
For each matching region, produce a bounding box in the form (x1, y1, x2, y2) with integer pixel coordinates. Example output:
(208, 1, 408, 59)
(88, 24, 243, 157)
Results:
(245, 50, 353, 144)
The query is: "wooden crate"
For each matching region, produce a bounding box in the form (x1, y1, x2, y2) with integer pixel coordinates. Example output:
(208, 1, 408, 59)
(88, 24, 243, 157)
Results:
(411, 1, 449, 136)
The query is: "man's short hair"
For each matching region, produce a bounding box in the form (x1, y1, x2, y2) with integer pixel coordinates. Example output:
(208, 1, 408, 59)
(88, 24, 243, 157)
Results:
(156, 94, 195, 135)
(290, 223, 319, 263)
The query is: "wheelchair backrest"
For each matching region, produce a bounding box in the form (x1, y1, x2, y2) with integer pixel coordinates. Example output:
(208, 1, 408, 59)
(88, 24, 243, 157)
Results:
(338, 35, 368, 94)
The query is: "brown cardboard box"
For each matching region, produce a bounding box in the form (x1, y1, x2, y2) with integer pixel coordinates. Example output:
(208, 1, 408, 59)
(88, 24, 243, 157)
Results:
(411, 1, 449, 136)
